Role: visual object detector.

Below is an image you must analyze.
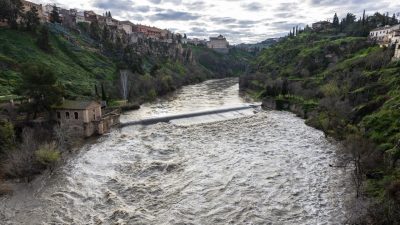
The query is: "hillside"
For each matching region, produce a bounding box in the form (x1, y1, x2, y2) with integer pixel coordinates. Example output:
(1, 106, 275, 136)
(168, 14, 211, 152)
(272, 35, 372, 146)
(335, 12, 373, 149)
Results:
(240, 31, 400, 223)
(0, 24, 252, 103)
(0, 26, 117, 98)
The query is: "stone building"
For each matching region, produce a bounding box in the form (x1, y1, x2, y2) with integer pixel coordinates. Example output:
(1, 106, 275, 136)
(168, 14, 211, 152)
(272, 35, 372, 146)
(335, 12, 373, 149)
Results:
(53, 100, 119, 137)
(132, 24, 168, 39)
(84, 11, 97, 23)
(118, 21, 134, 34)
(312, 21, 332, 31)
(207, 35, 229, 53)
(21, 0, 45, 22)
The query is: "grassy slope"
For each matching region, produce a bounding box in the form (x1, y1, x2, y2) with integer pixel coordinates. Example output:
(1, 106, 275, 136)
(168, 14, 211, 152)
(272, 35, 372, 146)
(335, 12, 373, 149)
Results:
(0, 27, 117, 99)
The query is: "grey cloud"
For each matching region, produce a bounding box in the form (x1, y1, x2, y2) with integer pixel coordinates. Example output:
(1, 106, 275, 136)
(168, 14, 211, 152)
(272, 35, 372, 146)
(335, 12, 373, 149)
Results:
(149, 10, 201, 21)
(275, 3, 299, 11)
(209, 17, 237, 23)
(93, 0, 134, 11)
(185, 1, 208, 10)
(241, 2, 264, 11)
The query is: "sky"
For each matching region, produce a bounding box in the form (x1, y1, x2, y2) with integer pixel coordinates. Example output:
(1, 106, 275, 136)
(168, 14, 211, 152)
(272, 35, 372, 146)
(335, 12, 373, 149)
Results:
(34, 0, 400, 44)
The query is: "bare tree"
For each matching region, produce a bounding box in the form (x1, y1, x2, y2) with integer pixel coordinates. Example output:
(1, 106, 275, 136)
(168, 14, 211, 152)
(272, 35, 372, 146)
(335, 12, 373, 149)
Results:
(119, 69, 130, 100)
(343, 134, 376, 198)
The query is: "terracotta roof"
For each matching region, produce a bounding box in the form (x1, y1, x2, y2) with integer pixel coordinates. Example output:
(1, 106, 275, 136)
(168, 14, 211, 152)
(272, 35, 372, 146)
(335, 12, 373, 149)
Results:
(53, 100, 100, 110)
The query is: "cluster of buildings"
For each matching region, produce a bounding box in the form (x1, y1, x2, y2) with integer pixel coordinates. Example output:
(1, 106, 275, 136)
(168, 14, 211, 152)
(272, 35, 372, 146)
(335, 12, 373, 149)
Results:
(4, 0, 176, 42)
(369, 24, 400, 60)
(3, 0, 232, 52)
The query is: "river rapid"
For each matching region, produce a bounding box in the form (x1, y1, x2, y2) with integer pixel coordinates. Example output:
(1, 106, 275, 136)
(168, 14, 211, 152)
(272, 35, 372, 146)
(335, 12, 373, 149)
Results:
(0, 78, 352, 224)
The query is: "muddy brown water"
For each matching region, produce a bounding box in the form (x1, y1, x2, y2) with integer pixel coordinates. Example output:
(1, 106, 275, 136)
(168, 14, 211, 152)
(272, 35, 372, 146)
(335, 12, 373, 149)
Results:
(0, 78, 352, 224)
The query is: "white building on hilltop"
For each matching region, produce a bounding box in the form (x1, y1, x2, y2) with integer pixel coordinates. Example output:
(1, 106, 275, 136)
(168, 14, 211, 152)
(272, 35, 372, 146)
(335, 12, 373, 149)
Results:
(207, 35, 229, 53)
(369, 24, 400, 45)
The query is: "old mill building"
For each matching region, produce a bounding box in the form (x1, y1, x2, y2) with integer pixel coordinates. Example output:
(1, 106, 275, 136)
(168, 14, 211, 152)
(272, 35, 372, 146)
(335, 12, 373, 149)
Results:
(53, 100, 120, 137)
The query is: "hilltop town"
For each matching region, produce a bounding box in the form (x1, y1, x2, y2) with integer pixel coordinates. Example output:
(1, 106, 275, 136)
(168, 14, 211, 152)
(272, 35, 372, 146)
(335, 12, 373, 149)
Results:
(0, 0, 230, 52)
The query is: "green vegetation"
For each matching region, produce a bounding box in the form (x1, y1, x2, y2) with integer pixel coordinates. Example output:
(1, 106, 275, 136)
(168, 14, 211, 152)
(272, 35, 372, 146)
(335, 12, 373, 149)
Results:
(241, 12, 400, 224)
(0, 27, 117, 98)
(35, 142, 60, 167)
(15, 63, 64, 118)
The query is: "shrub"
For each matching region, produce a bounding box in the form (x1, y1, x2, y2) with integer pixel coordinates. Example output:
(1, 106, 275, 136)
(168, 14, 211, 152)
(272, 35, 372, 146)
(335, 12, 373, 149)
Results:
(35, 142, 60, 167)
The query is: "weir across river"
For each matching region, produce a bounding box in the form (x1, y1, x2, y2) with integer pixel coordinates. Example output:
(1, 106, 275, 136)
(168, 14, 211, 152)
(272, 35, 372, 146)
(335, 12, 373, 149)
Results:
(120, 104, 261, 127)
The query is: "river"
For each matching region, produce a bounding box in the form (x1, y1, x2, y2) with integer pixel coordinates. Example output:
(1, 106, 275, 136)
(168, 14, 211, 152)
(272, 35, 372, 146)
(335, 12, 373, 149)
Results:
(0, 78, 352, 224)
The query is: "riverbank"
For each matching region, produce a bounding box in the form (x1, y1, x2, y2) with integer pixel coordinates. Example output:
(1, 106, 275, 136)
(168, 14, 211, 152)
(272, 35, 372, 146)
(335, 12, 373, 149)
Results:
(0, 79, 353, 224)
(240, 29, 400, 223)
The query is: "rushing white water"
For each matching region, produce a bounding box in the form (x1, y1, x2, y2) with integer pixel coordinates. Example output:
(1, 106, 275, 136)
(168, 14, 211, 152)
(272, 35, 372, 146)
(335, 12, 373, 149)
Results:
(0, 78, 352, 224)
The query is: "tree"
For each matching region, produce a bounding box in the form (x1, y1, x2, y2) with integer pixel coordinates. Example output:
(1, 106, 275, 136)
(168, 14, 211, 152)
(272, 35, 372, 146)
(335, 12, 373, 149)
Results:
(49, 5, 61, 23)
(36, 26, 52, 52)
(15, 64, 64, 119)
(391, 13, 397, 25)
(183, 33, 187, 39)
(333, 13, 339, 28)
(24, 6, 40, 32)
(0, 0, 23, 28)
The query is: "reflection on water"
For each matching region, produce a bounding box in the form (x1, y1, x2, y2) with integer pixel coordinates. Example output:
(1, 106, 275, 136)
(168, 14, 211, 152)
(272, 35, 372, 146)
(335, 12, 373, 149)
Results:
(0, 78, 352, 225)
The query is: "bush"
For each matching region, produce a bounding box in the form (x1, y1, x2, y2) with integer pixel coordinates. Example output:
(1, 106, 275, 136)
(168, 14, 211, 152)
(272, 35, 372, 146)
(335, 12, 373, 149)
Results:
(35, 142, 60, 167)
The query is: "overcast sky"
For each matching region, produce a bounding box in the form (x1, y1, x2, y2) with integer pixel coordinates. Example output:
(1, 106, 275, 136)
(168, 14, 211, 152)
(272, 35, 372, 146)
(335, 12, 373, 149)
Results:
(35, 0, 399, 44)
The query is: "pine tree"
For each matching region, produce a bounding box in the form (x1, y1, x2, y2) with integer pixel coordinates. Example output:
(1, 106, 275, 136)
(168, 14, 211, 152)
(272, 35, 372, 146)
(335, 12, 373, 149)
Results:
(333, 13, 339, 28)
(50, 5, 61, 23)
(15, 63, 64, 118)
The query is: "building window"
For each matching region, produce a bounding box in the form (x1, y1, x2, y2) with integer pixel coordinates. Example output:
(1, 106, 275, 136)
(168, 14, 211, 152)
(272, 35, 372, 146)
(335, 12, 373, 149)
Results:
(57, 112, 61, 119)
(66, 112, 70, 119)
(74, 112, 79, 119)
(93, 109, 96, 120)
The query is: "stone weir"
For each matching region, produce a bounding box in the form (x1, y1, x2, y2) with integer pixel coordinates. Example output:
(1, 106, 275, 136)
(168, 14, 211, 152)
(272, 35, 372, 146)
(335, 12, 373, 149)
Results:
(120, 104, 261, 127)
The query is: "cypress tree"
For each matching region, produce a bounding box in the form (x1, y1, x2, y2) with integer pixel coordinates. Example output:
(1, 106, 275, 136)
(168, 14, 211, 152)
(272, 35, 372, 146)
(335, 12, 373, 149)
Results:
(101, 83, 107, 101)
(333, 13, 339, 28)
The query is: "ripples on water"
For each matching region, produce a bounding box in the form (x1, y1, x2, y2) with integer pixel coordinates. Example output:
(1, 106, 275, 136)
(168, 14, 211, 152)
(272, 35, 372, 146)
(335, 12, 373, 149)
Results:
(0, 78, 352, 224)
